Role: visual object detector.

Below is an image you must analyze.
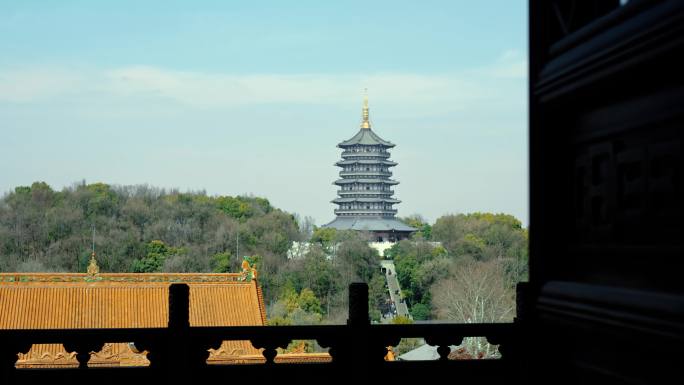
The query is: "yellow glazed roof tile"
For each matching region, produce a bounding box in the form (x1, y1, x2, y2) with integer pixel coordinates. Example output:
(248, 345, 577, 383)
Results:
(1, 272, 325, 366)
(0, 273, 265, 329)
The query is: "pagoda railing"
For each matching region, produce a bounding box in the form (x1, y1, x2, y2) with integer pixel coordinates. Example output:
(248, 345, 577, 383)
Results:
(339, 170, 393, 177)
(337, 189, 395, 196)
(0, 283, 524, 385)
(334, 209, 398, 215)
(341, 151, 391, 158)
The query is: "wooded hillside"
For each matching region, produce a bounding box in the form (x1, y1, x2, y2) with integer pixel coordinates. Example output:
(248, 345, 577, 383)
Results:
(0, 181, 528, 332)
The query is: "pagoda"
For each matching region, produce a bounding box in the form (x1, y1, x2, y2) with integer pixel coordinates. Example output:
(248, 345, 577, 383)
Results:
(322, 93, 415, 242)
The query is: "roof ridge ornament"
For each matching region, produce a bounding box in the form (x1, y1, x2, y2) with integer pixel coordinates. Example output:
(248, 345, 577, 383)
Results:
(361, 88, 371, 129)
(87, 252, 100, 276)
(88, 225, 100, 276)
(240, 257, 258, 282)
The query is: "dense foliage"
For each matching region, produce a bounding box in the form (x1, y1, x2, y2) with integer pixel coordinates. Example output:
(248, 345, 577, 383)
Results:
(274, 229, 385, 323)
(0, 182, 302, 303)
(390, 213, 528, 322)
(0, 181, 384, 322)
(0, 182, 528, 336)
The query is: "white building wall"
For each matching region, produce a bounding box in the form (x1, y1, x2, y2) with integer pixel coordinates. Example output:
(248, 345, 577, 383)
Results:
(368, 241, 395, 257)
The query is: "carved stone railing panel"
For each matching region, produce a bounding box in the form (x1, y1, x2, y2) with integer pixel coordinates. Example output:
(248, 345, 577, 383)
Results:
(0, 282, 520, 383)
(250, 336, 291, 364)
(63, 340, 106, 369)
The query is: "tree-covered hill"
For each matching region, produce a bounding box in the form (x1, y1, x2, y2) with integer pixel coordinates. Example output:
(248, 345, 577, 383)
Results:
(0, 181, 299, 274)
(0, 181, 528, 331)
(0, 181, 383, 320)
(389, 213, 528, 323)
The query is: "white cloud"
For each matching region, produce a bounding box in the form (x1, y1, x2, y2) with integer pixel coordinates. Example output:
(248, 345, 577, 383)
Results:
(102, 67, 494, 110)
(0, 50, 528, 225)
(0, 51, 526, 113)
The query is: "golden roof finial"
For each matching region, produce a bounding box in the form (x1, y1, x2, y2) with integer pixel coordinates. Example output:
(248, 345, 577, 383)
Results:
(87, 225, 99, 276)
(360, 88, 371, 129)
(87, 251, 100, 276)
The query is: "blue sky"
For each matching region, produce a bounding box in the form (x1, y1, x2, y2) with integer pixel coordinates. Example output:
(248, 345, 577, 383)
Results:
(0, 0, 528, 226)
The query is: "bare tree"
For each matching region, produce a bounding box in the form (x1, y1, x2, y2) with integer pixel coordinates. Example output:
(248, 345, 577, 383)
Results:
(431, 257, 515, 358)
(298, 215, 316, 241)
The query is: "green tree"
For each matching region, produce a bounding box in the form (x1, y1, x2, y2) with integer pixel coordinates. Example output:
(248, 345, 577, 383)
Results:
(392, 315, 413, 325)
(310, 227, 337, 251)
(297, 288, 322, 314)
(269, 287, 323, 326)
(410, 303, 431, 320)
(122, 198, 151, 241)
(368, 274, 387, 322)
(402, 215, 432, 240)
(210, 251, 233, 273)
(336, 235, 380, 283)
(301, 246, 341, 303)
(81, 183, 119, 218)
(394, 253, 418, 293)
(132, 240, 179, 273)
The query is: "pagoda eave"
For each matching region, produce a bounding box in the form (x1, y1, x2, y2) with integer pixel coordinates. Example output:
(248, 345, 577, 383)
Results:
(333, 179, 399, 185)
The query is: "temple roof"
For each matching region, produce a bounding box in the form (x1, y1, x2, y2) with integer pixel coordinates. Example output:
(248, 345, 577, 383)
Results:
(2, 271, 330, 367)
(338, 128, 395, 148)
(322, 217, 416, 232)
(0, 272, 268, 367)
(0, 273, 266, 329)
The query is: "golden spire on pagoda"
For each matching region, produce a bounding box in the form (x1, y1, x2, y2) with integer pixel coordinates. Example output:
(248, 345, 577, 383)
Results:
(360, 88, 371, 129)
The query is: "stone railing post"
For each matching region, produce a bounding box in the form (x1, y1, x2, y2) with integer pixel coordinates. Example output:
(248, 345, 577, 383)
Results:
(169, 283, 190, 329)
(514, 281, 531, 382)
(348, 282, 369, 327)
(168, 283, 190, 381)
(0, 338, 31, 385)
(345, 282, 370, 368)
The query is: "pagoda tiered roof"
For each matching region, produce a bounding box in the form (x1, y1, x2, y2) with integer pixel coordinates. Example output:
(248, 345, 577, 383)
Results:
(332, 197, 401, 204)
(338, 128, 395, 148)
(335, 159, 397, 166)
(334, 178, 399, 185)
(324, 217, 416, 232)
(323, 92, 415, 236)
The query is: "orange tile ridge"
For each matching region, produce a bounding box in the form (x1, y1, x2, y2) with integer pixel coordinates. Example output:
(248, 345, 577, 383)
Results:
(0, 272, 244, 283)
